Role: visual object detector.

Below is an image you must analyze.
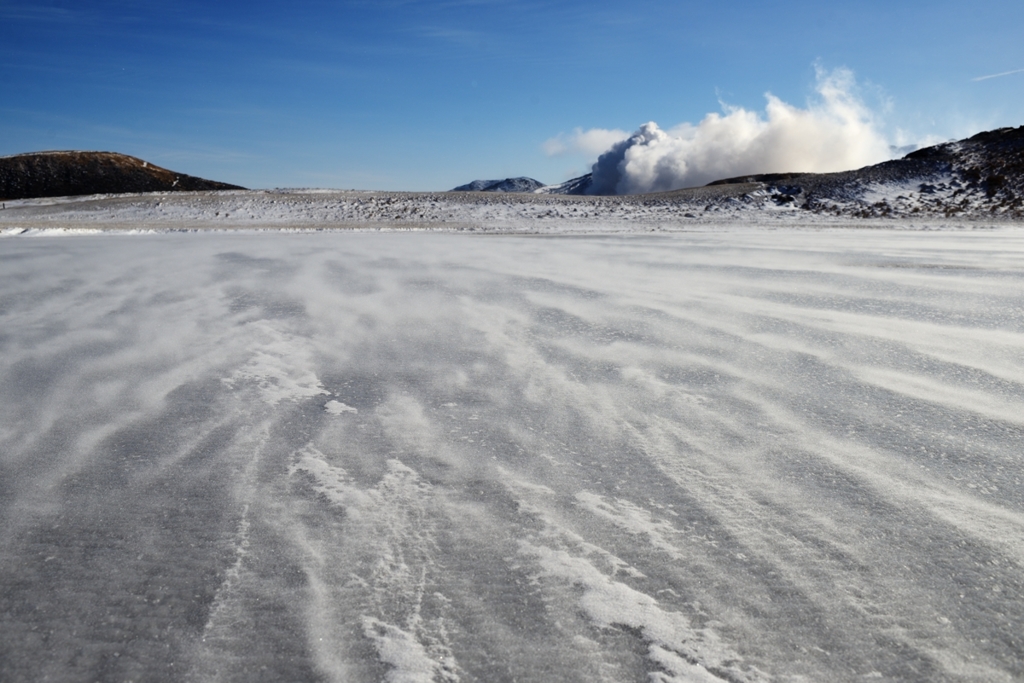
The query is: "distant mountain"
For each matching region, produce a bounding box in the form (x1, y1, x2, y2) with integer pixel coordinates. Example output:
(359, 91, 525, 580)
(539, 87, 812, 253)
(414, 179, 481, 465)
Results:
(0, 151, 244, 201)
(451, 177, 546, 193)
(535, 173, 593, 195)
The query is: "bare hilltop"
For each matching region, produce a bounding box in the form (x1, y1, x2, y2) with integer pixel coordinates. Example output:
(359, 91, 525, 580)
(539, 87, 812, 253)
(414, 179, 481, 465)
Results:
(0, 151, 244, 201)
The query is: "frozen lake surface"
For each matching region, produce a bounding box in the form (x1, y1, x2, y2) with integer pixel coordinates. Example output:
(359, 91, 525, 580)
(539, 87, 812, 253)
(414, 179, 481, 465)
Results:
(1, 229, 1023, 682)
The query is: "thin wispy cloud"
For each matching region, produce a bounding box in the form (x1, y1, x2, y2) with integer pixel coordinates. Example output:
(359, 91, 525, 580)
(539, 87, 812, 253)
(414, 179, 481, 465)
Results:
(543, 127, 630, 158)
(973, 68, 1024, 82)
(0, 3, 77, 22)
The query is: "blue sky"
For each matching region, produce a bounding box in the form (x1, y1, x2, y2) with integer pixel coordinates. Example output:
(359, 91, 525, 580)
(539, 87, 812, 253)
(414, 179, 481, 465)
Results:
(2, 0, 1023, 190)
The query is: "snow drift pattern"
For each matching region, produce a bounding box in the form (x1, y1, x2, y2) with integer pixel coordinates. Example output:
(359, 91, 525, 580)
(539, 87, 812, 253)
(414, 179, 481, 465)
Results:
(584, 68, 891, 195)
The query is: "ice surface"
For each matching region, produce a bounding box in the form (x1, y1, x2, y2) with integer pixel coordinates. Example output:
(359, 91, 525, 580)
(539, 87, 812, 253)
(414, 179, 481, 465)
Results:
(1, 228, 1023, 682)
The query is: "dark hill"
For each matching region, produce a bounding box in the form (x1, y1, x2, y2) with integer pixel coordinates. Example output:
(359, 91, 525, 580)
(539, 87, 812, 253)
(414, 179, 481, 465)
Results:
(757, 125, 1024, 217)
(0, 151, 244, 201)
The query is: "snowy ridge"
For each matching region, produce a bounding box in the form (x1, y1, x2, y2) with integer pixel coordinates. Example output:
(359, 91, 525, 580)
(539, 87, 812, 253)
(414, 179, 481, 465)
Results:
(450, 177, 545, 193)
(535, 173, 593, 195)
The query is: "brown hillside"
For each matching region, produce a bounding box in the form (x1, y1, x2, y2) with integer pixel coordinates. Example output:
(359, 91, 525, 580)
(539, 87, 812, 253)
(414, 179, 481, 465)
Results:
(0, 151, 245, 201)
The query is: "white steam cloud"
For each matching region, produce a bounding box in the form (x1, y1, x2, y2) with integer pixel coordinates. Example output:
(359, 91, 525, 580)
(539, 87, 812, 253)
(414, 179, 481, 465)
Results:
(548, 68, 894, 195)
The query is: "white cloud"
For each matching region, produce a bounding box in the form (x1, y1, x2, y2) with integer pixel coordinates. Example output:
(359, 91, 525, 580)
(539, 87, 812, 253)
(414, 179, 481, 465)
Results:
(542, 127, 630, 158)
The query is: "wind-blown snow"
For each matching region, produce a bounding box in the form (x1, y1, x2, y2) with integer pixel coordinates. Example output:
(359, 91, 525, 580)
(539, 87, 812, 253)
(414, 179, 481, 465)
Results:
(1, 229, 1023, 682)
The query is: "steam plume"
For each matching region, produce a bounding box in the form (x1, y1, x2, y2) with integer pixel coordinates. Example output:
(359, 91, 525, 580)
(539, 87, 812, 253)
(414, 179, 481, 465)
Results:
(555, 68, 893, 195)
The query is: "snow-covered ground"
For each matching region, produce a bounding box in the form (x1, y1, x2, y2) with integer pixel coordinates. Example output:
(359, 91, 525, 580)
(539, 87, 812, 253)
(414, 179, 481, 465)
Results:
(2, 228, 1024, 682)
(2, 188, 1015, 235)
(0, 188, 766, 234)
